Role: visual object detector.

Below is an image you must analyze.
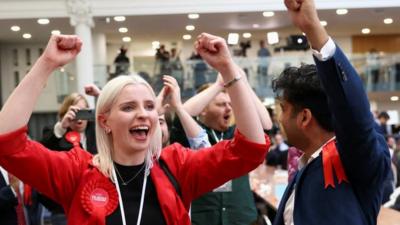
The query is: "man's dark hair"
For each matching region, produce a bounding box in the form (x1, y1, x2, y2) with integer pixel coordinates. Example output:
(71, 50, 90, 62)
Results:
(378, 111, 390, 120)
(272, 64, 334, 132)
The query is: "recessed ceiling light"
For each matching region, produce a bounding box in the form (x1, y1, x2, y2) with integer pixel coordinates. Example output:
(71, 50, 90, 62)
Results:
(122, 36, 131, 42)
(384, 18, 393, 24)
(253, 24, 260, 28)
(37, 18, 50, 25)
(183, 34, 192, 40)
(51, 30, 61, 35)
(391, 96, 399, 101)
(186, 25, 195, 31)
(23, 33, 32, 39)
(11, 26, 20, 32)
(188, 14, 199, 19)
(263, 11, 275, 17)
(114, 16, 126, 22)
(119, 27, 128, 33)
(336, 9, 348, 15)
(243, 33, 252, 38)
(320, 21, 328, 27)
(227, 33, 239, 45)
(361, 28, 371, 34)
(267, 32, 279, 45)
(152, 41, 160, 49)
(105, 17, 111, 23)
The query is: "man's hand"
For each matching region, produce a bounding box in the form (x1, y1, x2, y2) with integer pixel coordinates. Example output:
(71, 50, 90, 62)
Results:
(162, 75, 182, 110)
(156, 87, 170, 115)
(195, 33, 235, 75)
(284, 0, 329, 51)
(40, 35, 82, 70)
(84, 84, 101, 97)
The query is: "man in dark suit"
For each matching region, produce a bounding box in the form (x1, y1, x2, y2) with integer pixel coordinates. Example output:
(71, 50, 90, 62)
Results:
(272, 0, 391, 224)
(1, 167, 19, 225)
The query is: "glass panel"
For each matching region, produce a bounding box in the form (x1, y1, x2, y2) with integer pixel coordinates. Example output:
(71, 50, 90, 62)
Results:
(12, 49, 18, 66)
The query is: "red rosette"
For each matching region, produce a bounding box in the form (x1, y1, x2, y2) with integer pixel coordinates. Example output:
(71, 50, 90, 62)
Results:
(65, 131, 81, 147)
(81, 179, 118, 225)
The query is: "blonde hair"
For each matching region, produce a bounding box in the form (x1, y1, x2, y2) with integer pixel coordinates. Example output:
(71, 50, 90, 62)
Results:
(92, 75, 162, 180)
(58, 93, 88, 120)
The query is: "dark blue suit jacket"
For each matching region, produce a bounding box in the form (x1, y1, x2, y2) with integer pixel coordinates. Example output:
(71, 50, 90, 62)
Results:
(0, 172, 18, 225)
(273, 46, 391, 225)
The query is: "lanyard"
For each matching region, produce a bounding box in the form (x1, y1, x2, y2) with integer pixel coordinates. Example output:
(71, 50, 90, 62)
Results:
(211, 130, 224, 143)
(112, 165, 148, 225)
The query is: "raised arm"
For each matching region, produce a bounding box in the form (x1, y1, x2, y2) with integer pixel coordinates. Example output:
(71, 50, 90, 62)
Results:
(0, 35, 81, 134)
(163, 75, 205, 139)
(182, 74, 223, 116)
(285, 0, 389, 182)
(196, 33, 265, 144)
(236, 65, 272, 130)
(284, 0, 328, 51)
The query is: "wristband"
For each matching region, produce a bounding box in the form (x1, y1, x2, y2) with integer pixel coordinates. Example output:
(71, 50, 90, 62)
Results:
(223, 75, 242, 88)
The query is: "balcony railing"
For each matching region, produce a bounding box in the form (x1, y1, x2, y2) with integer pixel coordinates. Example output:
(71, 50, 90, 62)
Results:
(54, 53, 400, 101)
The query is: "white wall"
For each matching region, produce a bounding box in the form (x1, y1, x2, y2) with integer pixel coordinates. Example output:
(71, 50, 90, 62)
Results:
(0, 43, 77, 112)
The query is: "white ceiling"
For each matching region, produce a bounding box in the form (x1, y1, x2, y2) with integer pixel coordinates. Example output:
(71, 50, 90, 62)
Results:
(0, 7, 399, 45)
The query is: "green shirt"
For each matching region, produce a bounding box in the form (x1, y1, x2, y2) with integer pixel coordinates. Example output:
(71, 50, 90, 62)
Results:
(170, 119, 257, 225)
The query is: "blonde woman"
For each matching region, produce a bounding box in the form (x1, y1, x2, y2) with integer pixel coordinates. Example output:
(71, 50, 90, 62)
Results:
(0, 34, 269, 225)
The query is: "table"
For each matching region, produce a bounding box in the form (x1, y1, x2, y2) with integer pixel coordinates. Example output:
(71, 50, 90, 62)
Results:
(250, 164, 400, 225)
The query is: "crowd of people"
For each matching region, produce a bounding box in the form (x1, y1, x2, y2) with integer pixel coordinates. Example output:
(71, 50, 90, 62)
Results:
(0, 1, 397, 225)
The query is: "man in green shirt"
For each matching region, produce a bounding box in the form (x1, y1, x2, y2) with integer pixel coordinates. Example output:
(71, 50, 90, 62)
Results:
(171, 74, 272, 225)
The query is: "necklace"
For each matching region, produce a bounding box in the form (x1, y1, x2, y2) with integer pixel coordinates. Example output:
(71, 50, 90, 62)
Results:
(113, 165, 148, 225)
(114, 163, 146, 186)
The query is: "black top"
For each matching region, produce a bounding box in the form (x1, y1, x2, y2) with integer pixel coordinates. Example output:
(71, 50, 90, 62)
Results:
(106, 163, 166, 225)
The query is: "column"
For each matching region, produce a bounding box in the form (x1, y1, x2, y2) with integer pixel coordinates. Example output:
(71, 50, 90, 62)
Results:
(92, 33, 108, 88)
(67, 0, 95, 108)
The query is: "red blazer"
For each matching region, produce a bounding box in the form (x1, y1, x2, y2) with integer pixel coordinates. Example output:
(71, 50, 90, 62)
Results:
(0, 126, 269, 225)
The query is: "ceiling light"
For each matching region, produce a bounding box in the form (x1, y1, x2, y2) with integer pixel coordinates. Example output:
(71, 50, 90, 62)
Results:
(186, 25, 195, 31)
(51, 30, 61, 35)
(320, 21, 328, 27)
(391, 96, 399, 101)
(188, 14, 199, 19)
(336, 9, 348, 15)
(263, 11, 275, 17)
(22, 33, 32, 39)
(152, 41, 160, 49)
(122, 36, 131, 42)
(114, 16, 126, 22)
(11, 26, 20, 32)
(105, 17, 111, 23)
(243, 33, 252, 38)
(267, 32, 279, 45)
(118, 27, 128, 33)
(252, 24, 260, 28)
(384, 18, 393, 24)
(227, 33, 239, 45)
(183, 34, 192, 40)
(361, 28, 370, 34)
(37, 18, 50, 25)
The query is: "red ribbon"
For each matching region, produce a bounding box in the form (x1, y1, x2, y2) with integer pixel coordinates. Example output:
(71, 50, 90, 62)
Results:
(65, 131, 81, 147)
(322, 139, 349, 189)
(23, 184, 32, 206)
(81, 179, 118, 225)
